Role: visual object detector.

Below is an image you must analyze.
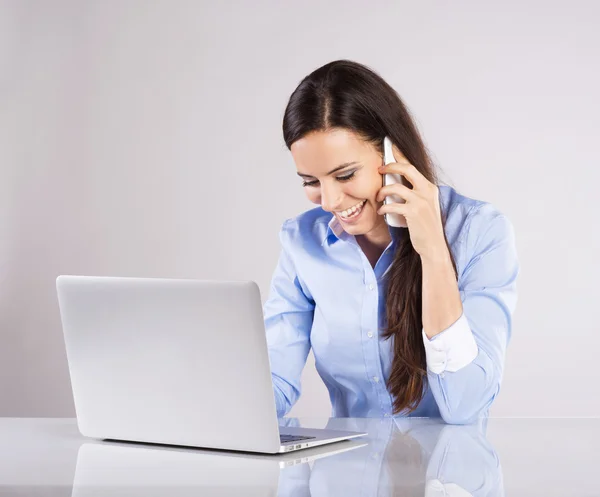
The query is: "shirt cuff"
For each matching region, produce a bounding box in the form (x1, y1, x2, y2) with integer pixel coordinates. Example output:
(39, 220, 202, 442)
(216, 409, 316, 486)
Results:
(422, 311, 478, 374)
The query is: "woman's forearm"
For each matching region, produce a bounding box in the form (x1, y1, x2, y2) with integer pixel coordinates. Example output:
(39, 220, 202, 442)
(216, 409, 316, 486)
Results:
(421, 248, 463, 339)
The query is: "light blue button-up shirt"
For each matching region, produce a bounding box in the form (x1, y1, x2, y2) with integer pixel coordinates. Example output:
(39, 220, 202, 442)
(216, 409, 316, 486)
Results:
(263, 185, 519, 424)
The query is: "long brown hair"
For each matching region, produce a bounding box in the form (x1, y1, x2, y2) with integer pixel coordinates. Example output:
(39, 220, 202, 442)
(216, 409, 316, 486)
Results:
(282, 60, 457, 415)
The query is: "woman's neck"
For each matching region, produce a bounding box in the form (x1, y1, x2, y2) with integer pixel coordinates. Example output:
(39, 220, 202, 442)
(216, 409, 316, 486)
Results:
(356, 218, 393, 251)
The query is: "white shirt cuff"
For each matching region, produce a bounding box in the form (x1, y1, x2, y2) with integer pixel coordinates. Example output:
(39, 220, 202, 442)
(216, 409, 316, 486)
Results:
(422, 311, 478, 374)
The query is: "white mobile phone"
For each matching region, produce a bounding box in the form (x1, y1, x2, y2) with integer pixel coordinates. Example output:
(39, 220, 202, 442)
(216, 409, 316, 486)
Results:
(382, 136, 408, 228)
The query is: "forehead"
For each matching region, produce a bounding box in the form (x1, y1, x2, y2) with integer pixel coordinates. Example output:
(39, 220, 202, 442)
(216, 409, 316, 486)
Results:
(291, 129, 375, 174)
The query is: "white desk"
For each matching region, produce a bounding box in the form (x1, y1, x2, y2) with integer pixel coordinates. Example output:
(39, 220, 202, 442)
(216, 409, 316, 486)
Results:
(1, 417, 598, 495)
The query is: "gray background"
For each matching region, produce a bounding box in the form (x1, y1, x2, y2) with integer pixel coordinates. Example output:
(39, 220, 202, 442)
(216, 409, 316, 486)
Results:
(1, 0, 598, 417)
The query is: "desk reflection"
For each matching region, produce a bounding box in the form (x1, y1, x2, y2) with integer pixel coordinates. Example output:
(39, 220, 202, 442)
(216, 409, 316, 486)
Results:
(71, 437, 367, 496)
(279, 417, 502, 496)
(71, 418, 502, 496)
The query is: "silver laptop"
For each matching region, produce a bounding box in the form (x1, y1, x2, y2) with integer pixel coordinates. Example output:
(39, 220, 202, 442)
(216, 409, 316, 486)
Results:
(56, 275, 367, 454)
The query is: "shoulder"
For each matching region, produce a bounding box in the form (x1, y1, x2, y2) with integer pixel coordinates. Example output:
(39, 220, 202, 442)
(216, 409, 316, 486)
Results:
(279, 205, 331, 249)
(439, 184, 514, 238)
(439, 185, 517, 270)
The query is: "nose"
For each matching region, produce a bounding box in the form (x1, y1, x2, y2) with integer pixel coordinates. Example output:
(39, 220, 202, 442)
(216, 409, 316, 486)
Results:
(320, 182, 343, 213)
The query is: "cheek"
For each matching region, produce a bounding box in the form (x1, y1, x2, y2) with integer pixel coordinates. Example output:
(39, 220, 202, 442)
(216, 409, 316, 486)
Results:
(356, 173, 381, 196)
(370, 175, 384, 196)
(358, 181, 380, 201)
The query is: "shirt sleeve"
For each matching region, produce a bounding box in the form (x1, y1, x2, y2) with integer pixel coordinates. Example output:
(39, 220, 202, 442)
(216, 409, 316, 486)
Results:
(263, 220, 315, 418)
(424, 207, 520, 424)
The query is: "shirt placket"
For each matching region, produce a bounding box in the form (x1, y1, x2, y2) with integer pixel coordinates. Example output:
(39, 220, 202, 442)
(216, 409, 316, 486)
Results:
(351, 237, 394, 417)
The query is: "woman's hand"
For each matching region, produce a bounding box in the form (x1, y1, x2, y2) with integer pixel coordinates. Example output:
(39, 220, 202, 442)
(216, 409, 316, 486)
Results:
(376, 144, 448, 262)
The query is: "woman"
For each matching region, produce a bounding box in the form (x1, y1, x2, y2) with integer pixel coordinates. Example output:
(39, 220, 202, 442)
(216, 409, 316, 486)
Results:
(263, 59, 519, 424)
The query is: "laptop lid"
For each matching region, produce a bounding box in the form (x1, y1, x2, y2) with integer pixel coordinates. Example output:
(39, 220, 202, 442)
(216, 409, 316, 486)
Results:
(56, 275, 282, 453)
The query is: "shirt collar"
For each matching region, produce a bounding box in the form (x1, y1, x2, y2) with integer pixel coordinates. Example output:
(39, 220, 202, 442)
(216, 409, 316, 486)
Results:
(321, 214, 345, 246)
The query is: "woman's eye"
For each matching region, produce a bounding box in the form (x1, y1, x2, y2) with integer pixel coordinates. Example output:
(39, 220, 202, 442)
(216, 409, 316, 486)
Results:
(302, 171, 356, 188)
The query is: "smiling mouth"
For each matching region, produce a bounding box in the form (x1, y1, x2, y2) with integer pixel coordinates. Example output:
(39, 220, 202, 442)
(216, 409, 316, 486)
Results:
(337, 199, 367, 220)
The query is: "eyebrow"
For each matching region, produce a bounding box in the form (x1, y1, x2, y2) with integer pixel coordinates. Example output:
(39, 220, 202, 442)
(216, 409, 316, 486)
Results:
(296, 161, 359, 179)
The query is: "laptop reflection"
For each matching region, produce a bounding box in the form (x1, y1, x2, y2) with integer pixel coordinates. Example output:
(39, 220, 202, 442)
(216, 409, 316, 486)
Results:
(70, 437, 368, 497)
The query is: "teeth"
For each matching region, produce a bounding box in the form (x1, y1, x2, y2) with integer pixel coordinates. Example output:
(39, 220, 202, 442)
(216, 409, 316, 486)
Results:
(340, 200, 365, 218)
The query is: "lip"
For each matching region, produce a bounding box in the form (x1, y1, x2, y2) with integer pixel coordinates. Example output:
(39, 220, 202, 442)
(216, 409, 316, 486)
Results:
(336, 200, 367, 224)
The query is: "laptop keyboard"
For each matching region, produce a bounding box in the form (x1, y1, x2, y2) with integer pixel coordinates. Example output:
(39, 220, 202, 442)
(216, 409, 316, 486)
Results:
(280, 434, 316, 444)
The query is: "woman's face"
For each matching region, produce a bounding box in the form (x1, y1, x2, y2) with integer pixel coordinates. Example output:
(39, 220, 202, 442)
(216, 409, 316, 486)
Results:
(290, 128, 387, 237)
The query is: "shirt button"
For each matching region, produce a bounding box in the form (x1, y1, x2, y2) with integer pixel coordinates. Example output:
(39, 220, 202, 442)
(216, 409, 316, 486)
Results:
(368, 283, 374, 290)
(367, 331, 374, 338)
(372, 376, 379, 383)
(383, 413, 390, 418)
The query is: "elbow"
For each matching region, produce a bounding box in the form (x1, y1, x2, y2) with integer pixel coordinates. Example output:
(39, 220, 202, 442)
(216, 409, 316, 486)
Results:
(434, 349, 503, 425)
(438, 381, 500, 425)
